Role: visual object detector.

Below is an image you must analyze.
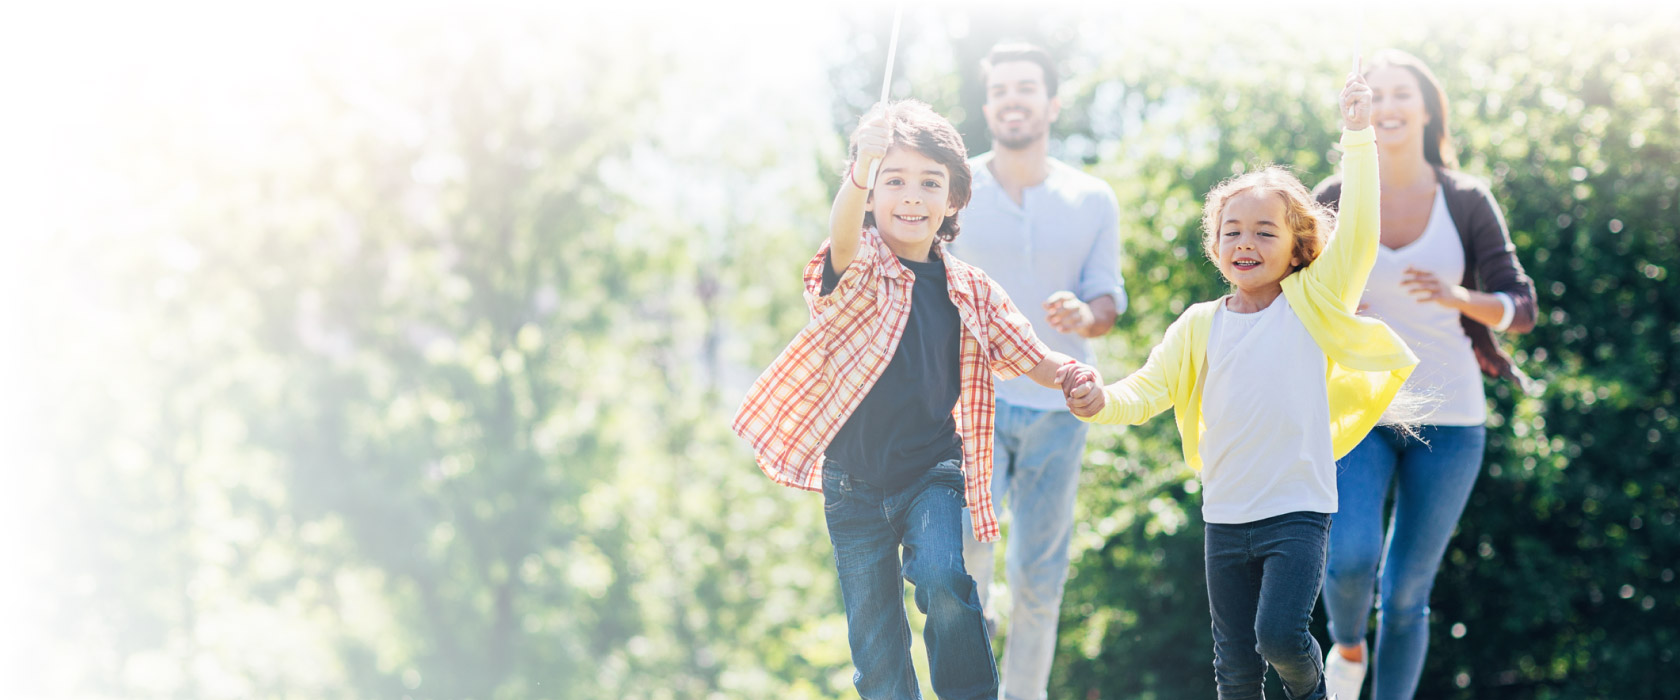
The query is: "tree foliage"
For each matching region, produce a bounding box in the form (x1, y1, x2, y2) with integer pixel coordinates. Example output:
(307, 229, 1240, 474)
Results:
(14, 5, 1678, 700)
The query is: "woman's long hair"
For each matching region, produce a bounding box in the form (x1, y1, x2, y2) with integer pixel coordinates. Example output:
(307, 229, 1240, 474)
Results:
(1368, 49, 1458, 169)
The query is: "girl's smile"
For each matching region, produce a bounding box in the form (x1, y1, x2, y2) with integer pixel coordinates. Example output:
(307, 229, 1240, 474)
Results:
(1216, 189, 1302, 307)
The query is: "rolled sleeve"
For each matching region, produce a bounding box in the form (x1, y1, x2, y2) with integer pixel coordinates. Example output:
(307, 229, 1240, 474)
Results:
(1467, 188, 1538, 333)
(985, 292, 1051, 379)
(1076, 187, 1127, 314)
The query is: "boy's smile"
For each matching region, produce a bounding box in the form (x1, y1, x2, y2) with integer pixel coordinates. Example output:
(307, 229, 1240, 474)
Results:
(1216, 189, 1300, 298)
(868, 147, 957, 262)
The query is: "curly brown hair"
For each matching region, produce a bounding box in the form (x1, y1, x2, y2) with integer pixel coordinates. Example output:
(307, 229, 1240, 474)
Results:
(1200, 166, 1335, 277)
(847, 100, 973, 242)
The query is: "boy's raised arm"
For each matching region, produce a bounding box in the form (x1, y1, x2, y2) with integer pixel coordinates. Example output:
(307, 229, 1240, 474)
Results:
(828, 109, 891, 274)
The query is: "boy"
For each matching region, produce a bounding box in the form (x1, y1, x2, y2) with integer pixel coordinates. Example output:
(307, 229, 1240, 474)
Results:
(733, 100, 1102, 699)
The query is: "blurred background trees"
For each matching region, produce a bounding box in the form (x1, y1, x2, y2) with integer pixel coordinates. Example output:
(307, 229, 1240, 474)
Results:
(2, 3, 1674, 699)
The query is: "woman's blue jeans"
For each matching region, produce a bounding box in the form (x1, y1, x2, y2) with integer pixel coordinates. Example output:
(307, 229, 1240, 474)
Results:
(1206, 511, 1332, 700)
(824, 458, 999, 700)
(1323, 425, 1486, 700)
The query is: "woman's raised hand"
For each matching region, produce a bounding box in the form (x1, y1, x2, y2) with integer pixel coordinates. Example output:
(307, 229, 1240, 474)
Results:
(1341, 60, 1372, 131)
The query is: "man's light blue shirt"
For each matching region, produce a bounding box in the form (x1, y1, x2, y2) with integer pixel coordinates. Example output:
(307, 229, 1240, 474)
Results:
(948, 152, 1125, 411)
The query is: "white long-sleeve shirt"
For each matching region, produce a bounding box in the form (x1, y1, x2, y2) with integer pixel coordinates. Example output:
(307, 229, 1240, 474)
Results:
(1198, 296, 1339, 524)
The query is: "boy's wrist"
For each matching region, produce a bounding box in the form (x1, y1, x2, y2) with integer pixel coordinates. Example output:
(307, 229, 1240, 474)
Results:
(847, 161, 868, 190)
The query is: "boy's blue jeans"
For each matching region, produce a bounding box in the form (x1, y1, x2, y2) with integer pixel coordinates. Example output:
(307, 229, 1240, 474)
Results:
(961, 401, 1089, 700)
(1206, 511, 1332, 700)
(824, 457, 999, 700)
(1324, 424, 1486, 700)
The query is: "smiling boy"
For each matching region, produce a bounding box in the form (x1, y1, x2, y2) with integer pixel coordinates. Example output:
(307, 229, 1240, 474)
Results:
(733, 100, 1102, 699)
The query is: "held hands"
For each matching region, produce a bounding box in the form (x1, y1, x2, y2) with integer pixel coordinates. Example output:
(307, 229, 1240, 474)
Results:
(1341, 61, 1372, 131)
(1043, 291, 1095, 334)
(850, 109, 892, 189)
(1056, 361, 1106, 418)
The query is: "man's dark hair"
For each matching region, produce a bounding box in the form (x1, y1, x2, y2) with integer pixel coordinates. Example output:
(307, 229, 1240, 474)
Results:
(982, 43, 1058, 98)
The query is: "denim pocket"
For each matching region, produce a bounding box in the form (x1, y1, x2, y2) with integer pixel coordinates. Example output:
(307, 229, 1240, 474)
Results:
(822, 465, 849, 512)
(928, 458, 967, 506)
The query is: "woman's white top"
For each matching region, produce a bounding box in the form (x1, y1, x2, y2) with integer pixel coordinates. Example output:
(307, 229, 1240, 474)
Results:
(1199, 296, 1338, 524)
(1361, 185, 1488, 426)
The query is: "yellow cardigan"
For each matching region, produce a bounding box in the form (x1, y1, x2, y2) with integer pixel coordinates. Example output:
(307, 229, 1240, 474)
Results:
(1084, 127, 1417, 471)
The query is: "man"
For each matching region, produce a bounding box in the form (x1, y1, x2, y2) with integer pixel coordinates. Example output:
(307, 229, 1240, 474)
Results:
(948, 43, 1125, 700)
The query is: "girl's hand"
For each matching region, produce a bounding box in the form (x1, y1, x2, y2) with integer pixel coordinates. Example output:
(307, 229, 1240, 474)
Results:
(1065, 375, 1106, 418)
(851, 108, 891, 185)
(1341, 62, 1372, 131)
(1402, 265, 1470, 308)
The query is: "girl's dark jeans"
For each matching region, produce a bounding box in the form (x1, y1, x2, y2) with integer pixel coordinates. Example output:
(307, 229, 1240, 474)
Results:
(1205, 511, 1332, 700)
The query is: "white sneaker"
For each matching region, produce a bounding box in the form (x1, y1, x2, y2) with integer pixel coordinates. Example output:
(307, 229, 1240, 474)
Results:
(1324, 645, 1367, 700)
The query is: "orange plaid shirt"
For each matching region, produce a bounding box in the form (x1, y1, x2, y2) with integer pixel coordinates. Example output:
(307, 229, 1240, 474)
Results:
(732, 228, 1050, 543)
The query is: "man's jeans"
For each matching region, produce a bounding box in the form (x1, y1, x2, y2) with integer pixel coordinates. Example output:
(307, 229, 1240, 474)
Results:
(961, 402, 1088, 700)
(1324, 425, 1486, 700)
(825, 457, 999, 700)
(1206, 511, 1332, 700)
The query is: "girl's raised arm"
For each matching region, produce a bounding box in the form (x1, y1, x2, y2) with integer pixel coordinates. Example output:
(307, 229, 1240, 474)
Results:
(1302, 68, 1378, 307)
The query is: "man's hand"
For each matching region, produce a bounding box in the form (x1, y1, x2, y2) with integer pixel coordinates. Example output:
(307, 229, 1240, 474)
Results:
(1341, 61, 1372, 132)
(1043, 291, 1095, 334)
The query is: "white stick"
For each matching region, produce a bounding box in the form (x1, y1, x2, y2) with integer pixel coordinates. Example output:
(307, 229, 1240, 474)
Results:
(866, 4, 904, 189)
(1353, 6, 1363, 75)
(1349, 5, 1363, 121)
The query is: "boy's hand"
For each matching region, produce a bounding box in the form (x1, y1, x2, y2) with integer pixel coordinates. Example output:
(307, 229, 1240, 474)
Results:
(851, 109, 892, 188)
(1341, 61, 1372, 131)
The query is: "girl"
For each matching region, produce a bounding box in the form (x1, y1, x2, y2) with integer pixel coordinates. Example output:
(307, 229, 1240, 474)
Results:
(1064, 68, 1416, 700)
(1311, 49, 1539, 700)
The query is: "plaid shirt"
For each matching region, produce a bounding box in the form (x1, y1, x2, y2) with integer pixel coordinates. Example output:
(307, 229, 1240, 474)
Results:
(732, 228, 1050, 542)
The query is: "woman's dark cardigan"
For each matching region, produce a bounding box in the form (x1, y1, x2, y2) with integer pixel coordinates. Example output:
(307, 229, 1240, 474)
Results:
(1313, 167, 1538, 384)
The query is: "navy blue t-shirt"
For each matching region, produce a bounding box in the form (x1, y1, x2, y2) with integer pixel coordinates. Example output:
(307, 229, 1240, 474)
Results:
(821, 249, 964, 491)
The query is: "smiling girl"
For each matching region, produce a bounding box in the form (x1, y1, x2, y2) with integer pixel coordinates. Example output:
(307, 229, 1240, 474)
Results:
(1063, 68, 1416, 700)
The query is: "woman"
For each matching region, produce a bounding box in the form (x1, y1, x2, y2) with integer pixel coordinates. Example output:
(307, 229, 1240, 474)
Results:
(1310, 49, 1538, 700)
